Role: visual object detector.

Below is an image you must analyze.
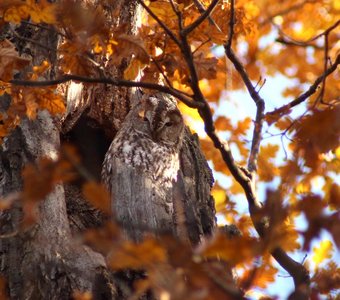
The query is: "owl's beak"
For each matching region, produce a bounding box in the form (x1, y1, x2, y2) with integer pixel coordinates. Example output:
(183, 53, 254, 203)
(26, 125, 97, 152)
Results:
(139, 109, 156, 140)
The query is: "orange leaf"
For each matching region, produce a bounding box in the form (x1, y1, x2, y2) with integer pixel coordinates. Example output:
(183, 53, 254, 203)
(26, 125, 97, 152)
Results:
(257, 144, 279, 182)
(82, 181, 111, 214)
(0, 39, 30, 81)
(200, 233, 263, 266)
(215, 116, 233, 131)
(108, 238, 167, 270)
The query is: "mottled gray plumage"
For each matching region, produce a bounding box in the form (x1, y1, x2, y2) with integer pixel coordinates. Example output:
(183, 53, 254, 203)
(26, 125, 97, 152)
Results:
(102, 92, 185, 241)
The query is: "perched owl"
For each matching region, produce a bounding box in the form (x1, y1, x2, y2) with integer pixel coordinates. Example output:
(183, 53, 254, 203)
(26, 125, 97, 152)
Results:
(102, 92, 186, 241)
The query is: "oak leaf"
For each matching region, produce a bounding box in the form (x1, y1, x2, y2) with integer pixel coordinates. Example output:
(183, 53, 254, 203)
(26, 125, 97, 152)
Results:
(82, 181, 111, 214)
(108, 238, 167, 270)
(311, 240, 333, 266)
(0, 39, 30, 82)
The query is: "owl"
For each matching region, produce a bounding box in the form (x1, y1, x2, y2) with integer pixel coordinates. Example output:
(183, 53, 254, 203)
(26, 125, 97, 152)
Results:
(102, 92, 185, 241)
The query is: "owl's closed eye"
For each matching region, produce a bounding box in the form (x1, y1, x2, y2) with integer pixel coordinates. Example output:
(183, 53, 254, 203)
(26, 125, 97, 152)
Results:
(138, 95, 184, 145)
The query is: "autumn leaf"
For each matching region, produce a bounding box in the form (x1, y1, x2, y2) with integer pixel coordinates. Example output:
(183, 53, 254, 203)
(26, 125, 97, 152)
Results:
(113, 35, 150, 65)
(0, 276, 8, 300)
(257, 144, 279, 182)
(311, 240, 333, 266)
(199, 233, 263, 266)
(240, 264, 278, 290)
(0, 39, 30, 81)
(294, 106, 340, 169)
(1, 0, 56, 24)
(0, 80, 11, 96)
(72, 291, 92, 300)
(211, 182, 227, 213)
(82, 181, 111, 214)
(108, 238, 167, 270)
(312, 261, 340, 294)
(215, 116, 233, 131)
(194, 52, 217, 80)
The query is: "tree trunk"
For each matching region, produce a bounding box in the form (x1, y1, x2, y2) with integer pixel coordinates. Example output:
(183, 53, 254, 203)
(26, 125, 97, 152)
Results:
(0, 1, 221, 299)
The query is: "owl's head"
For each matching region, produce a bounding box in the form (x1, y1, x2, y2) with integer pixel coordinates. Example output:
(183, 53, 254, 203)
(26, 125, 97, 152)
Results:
(136, 93, 184, 146)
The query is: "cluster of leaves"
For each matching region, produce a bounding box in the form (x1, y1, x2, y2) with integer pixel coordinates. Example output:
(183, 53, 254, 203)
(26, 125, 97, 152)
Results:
(0, 0, 339, 299)
(0, 40, 65, 140)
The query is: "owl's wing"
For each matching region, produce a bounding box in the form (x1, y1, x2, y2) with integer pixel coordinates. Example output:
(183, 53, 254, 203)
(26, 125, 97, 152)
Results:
(105, 157, 176, 241)
(176, 129, 216, 245)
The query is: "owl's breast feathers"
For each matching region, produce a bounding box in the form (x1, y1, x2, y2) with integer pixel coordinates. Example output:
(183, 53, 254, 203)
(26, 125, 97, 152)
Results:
(102, 127, 180, 188)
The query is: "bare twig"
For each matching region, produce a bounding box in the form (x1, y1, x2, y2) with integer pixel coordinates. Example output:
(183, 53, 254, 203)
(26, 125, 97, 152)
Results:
(137, 0, 181, 47)
(316, 34, 329, 104)
(276, 37, 323, 49)
(192, 0, 220, 28)
(266, 54, 340, 117)
(224, 0, 265, 173)
(183, 0, 220, 35)
(274, 19, 340, 49)
(150, 57, 173, 88)
(10, 75, 201, 109)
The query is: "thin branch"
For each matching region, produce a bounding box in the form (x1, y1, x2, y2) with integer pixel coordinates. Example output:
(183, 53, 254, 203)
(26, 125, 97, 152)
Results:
(10, 75, 201, 109)
(274, 19, 340, 50)
(276, 37, 323, 50)
(223, 1, 310, 297)
(304, 19, 340, 43)
(150, 57, 173, 88)
(192, 0, 220, 28)
(137, 0, 181, 47)
(266, 53, 340, 117)
(224, 0, 265, 173)
(316, 34, 329, 104)
(183, 0, 220, 35)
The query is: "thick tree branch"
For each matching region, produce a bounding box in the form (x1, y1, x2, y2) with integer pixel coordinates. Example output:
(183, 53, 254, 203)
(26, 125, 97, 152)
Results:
(10, 75, 201, 109)
(266, 53, 340, 117)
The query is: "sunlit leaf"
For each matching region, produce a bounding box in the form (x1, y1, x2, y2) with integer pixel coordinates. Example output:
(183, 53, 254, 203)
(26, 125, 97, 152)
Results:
(311, 240, 334, 266)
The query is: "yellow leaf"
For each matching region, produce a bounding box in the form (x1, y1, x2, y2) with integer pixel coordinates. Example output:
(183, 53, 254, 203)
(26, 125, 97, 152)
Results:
(295, 181, 311, 194)
(211, 183, 226, 212)
(178, 102, 201, 121)
(312, 240, 334, 265)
